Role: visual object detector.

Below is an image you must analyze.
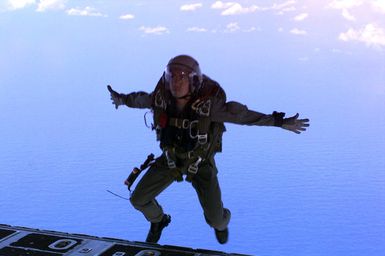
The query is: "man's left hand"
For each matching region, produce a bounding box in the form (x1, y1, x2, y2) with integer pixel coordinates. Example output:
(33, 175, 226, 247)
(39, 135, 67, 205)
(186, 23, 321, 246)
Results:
(107, 85, 124, 109)
(281, 113, 310, 134)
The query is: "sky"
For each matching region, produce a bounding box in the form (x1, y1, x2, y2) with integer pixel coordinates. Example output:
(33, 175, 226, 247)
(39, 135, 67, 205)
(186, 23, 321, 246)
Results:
(1, 0, 384, 134)
(1, 0, 385, 44)
(1, 0, 384, 98)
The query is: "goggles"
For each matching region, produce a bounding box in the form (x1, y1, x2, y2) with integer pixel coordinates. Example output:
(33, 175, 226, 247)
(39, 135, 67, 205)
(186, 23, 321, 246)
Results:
(165, 66, 195, 85)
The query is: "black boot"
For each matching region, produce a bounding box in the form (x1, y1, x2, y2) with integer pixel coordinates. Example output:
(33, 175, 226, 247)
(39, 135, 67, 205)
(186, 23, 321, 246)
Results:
(214, 228, 229, 244)
(145, 214, 171, 243)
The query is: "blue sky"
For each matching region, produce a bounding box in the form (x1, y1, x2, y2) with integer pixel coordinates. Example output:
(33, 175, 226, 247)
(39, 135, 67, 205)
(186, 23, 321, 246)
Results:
(1, 1, 384, 124)
(2, 0, 385, 44)
(1, 1, 384, 97)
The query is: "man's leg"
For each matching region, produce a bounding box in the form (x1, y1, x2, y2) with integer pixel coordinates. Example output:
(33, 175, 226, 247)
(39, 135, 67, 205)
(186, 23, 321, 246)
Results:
(130, 157, 175, 243)
(130, 157, 174, 222)
(191, 158, 231, 243)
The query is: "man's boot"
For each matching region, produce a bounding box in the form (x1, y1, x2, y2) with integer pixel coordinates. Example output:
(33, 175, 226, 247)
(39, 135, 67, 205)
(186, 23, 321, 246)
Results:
(214, 227, 229, 244)
(145, 214, 171, 243)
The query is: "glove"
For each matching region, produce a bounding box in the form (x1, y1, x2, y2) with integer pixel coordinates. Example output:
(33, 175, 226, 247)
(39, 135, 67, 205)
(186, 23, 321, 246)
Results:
(107, 85, 124, 109)
(281, 113, 310, 134)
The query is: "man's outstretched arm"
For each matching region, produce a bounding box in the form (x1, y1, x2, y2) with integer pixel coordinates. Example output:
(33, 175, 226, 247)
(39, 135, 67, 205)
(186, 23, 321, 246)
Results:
(211, 98, 309, 134)
(107, 85, 152, 109)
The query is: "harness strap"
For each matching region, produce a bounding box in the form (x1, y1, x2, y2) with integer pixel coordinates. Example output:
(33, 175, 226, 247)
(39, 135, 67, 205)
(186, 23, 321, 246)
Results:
(163, 147, 183, 182)
(197, 117, 210, 145)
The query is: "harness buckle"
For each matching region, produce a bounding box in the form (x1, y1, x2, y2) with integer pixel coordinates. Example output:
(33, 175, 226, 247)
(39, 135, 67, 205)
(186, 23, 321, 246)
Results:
(197, 134, 208, 145)
(167, 159, 176, 169)
(189, 120, 199, 138)
(188, 164, 199, 174)
(191, 99, 201, 111)
(182, 119, 190, 129)
(188, 151, 194, 159)
(199, 100, 211, 117)
(188, 157, 202, 174)
(165, 150, 176, 169)
(191, 99, 211, 117)
(155, 90, 166, 109)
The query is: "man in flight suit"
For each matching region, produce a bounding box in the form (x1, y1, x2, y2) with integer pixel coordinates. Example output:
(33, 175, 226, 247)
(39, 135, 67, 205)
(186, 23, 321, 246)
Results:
(107, 55, 309, 244)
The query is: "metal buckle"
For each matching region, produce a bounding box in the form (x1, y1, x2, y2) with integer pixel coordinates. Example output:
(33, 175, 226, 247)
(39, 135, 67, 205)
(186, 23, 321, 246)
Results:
(188, 157, 202, 174)
(187, 164, 199, 174)
(182, 119, 189, 129)
(154, 90, 166, 109)
(197, 134, 208, 144)
(188, 151, 194, 159)
(191, 99, 211, 116)
(199, 100, 211, 116)
(191, 99, 201, 111)
(167, 159, 176, 169)
(189, 120, 199, 138)
(165, 150, 176, 169)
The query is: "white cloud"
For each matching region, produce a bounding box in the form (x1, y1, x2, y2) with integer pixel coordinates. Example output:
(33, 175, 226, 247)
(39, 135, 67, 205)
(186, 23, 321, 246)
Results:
(342, 8, 355, 21)
(372, 0, 385, 13)
(270, 0, 297, 14)
(37, 0, 65, 12)
(66, 6, 106, 17)
(339, 23, 385, 48)
(225, 22, 240, 32)
(290, 28, 307, 35)
(211, 1, 297, 15)
(187, 27, 207, 32)
(328, 0, 363, 9)
(271, 0, 297, 10)
(294, 12, 308, 21)
(221, 3, 259, 15)
(139, 26, 170, 35)
(7, 0, 35, 10)
(211, 1, 259, 15)
(180, 3, 202, 11)
(278, 27, 284, 32)
(211, 1, 236, 9)
(119, 14, 135, 20)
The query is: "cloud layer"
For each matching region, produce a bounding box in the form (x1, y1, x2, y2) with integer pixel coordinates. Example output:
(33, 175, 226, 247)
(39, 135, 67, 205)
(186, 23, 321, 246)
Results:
(339, 23, 385, 47)
(3, 0, 385, 49)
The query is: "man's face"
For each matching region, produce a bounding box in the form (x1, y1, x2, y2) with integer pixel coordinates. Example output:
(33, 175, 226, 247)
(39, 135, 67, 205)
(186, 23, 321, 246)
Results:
(168, 68, 190, 98)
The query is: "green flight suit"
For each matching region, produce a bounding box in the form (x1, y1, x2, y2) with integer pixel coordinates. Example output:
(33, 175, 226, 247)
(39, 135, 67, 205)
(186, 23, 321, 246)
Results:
(119, 75, 277, 230)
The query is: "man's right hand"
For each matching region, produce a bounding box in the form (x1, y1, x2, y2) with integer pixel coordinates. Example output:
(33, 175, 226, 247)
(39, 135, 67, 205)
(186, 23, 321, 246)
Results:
(107, 85, 124, 109)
